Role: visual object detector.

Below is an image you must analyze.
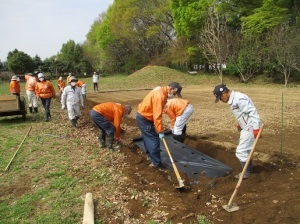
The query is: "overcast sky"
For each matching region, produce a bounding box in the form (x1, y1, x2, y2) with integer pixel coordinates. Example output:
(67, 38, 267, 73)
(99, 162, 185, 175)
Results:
(0, 0, 114, 62)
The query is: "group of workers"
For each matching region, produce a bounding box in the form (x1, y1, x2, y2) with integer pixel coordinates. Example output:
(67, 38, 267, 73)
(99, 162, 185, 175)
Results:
(9, 73, 262, 179)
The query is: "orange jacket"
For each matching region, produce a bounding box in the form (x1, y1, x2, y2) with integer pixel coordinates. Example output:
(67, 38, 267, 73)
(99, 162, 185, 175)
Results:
(76, 80, 85, 87)
(92, 102, 125, 138)
(138, 86, 168, 133)
(25, 74, 37, 91)
(164, 98, 190, 127)
(66, 75, 71, 84)
(57, 79, 66, 92)
(10, 80, 20, 94)
(35, 80, 56, 99)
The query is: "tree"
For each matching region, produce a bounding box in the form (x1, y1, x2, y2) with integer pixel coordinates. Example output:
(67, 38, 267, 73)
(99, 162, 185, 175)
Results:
(268, 24, 300, 87)
(32, 55, 43, 71)
(7, 51, 34, 74)
(199, 1, 235, 82)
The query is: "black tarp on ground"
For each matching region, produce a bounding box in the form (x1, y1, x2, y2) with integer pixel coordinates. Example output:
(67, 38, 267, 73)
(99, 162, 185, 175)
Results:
(133, 134, 233, 179)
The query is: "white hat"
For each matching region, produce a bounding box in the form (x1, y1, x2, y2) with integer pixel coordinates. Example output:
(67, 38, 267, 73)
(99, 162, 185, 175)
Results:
(11, 75, 18, 81)
(38, 73, 44, 79)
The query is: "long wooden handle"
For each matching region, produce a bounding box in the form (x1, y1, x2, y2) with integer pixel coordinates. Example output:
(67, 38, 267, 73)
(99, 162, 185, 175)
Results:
(4, 125, 32, 171)
(227, 124, 264, 206)
(162, 138, 184, 183)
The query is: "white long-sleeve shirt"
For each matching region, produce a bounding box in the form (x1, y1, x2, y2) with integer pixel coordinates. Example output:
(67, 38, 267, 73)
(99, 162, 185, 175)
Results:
(61, 85, 83, 107)
(228, 91, 261, 131)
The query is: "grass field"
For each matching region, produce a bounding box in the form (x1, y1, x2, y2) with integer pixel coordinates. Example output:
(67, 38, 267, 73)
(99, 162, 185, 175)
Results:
(0, 67, 299, 224)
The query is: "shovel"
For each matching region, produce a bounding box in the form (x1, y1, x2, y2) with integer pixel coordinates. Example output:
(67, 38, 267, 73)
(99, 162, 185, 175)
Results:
(162, 137, 185, 189)
(223, 124, 264, 212)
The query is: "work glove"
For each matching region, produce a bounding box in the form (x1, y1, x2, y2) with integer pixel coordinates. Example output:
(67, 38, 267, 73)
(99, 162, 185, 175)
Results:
(159, 132, 165, 141)
(237, 124, 242, 132)
(81, 104, 84, 109)
(61, 105, 65, 110)
(115, 137, 121, 143)
(253, 129, 260, 138)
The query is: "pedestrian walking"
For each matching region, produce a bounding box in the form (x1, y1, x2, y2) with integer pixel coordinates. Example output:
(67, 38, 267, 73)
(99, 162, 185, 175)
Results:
(164, 98, 194, 143)
(213, 84, 261, 179)
(35, 73, 56, 122)
(90, 102, 132, 150)
(92, 72, 99, 92)
(25, 73, 38, 114)
(61, 76, 84, 128)
(136, 82, 183, 168)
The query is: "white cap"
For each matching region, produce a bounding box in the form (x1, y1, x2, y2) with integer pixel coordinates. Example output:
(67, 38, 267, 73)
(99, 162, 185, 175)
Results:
(38, 73, 44, 79)
(11, 75, 18, 81)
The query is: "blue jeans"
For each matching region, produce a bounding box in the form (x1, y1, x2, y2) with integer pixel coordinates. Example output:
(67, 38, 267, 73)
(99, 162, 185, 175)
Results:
(136, 113, 161, 167)
(90, 110, 114, 137)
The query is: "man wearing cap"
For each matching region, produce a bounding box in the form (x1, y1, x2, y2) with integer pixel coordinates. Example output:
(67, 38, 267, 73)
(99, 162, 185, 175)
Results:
(213, 84, 261, 179)
(61, 76, 84, 128)
(92, 72, 99, 92)
(164, 98, 194, 143)
(136, 82, 183, 168)
(9, 75, 20, 96)
(25, 73, 38, 114)
(35, 73, 56, 122)
(90, 102, 132, 150)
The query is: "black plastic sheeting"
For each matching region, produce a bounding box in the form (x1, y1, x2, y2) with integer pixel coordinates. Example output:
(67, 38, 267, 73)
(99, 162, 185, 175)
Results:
(133, 134, 233, 179)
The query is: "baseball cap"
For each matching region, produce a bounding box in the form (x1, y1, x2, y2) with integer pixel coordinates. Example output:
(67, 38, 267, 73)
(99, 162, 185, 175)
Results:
(169, 82, 182, 97)
(213, 84, 229, 103)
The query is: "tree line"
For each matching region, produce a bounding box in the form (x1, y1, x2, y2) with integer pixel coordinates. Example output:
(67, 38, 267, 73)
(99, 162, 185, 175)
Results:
(1, 0, 299, 86)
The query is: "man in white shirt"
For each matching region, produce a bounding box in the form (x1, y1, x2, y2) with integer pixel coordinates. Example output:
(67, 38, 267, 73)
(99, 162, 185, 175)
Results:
(92, 72, 99, 92)
(213, 84, 261, 179)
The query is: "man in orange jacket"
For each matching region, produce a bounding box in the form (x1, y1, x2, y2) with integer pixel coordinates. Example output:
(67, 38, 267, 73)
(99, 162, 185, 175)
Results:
(9, 75, 20, 96)
(57, 77, 66, 98)
(90, 102, 132, 150)
(164, 98, 194, 143)
(136, 82, 183, 168)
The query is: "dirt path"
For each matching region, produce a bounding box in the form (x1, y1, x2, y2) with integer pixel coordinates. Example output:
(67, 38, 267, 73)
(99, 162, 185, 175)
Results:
(84, 85, 300, 223)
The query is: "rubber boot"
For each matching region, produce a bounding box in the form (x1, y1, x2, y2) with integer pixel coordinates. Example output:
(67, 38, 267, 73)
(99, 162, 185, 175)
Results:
(34, 107, 38, 113)
(172, 133, 185, 143)
(71, 119, 77, 128)
(45, 113, 50, 122)
(29, 107, 33, 113)
(106, 136, 120, 151)
(235, 160, 252, 179)
(98, 130, 106, 148)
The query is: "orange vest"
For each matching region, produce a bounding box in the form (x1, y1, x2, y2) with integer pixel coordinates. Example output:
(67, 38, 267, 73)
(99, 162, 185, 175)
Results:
(164, 98, 190, 127)
(92, 102, 125, 138)
(35, 80, 56, 98)
(138, 86, 168, 133)
(25, 74, 37, 91)
(10, 80, 20, 94)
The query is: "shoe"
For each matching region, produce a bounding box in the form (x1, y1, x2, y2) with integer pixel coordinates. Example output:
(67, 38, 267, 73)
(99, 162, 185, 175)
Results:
(235, 172, 250, 179)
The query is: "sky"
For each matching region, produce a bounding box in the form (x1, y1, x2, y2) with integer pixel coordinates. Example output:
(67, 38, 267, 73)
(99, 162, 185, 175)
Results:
(0, 0, 114, 62)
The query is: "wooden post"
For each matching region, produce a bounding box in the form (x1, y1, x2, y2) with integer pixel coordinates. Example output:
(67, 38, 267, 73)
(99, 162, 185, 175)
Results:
(83, 193, 94, 224)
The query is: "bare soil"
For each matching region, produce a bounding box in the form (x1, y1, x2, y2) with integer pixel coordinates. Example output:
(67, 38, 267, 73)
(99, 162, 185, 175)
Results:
(82, 85, 300, 224)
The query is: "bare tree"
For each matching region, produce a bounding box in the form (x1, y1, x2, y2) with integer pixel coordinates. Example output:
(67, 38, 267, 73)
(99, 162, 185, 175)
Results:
(269, 24, 300, 87)
(199, 1, 234, 83)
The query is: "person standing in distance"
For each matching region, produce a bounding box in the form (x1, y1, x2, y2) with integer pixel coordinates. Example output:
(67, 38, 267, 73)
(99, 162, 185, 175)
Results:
(35, 73, 56, 122)
(213, 84, 261, 179)
(25, 73, 38, 114)
(9, 75, 21, 96)
(92, 72, 99, 92)
(136, 82, 183, 168)
(164, 98, 194, 143)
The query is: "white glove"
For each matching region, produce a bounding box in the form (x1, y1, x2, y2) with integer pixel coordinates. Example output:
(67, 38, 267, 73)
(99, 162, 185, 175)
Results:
(61, 105, 65, 110)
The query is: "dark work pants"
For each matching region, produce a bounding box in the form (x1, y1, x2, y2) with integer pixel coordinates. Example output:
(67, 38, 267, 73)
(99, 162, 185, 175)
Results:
(40, 98, 51, 115)
(90, 110, 114, 137)
(136, 113, 161, 167)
